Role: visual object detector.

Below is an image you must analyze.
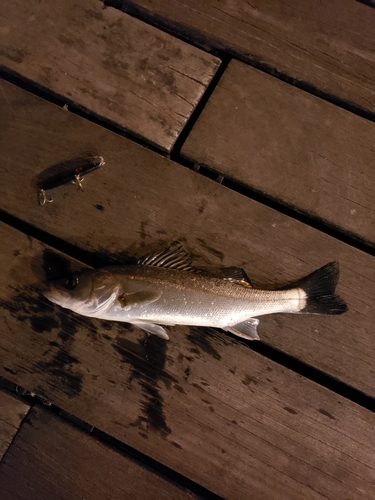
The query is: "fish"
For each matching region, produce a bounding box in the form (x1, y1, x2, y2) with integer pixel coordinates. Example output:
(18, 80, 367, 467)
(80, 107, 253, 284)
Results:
(44, 245, 348, 341)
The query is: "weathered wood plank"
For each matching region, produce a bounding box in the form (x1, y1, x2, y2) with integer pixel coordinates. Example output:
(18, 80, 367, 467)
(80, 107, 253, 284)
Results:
(0, 406, 195, 500)
(0, 0, 220, 152)
(1, 224, 375, 499)
(113, 0, 375, 114)
(0, 391, 29, 461)
(181, 60, 375, 245)
(1, 81, 374, 397)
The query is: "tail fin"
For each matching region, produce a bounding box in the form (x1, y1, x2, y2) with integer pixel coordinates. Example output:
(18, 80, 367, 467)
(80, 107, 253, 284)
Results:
(284, 262, 348, 315)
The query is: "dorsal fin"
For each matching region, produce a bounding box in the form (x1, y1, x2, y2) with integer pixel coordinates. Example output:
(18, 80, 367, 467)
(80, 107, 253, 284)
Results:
(138, 245, 194, 271)
(218, 267, 253, 288)
(196, 266, 253, 287)
(138, 245, 254, 286)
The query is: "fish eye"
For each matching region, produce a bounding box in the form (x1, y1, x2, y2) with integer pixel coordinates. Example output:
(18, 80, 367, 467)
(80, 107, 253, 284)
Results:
(64, 277, 78, 290)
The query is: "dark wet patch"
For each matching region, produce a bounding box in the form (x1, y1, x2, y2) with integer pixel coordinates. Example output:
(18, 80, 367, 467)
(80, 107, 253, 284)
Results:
(1, 288, 52, 319)
(3, 283, 88, 399)
(93, 247, 135, 266)
(113, 334, 177, 436)
(318, 409, 336, 420)
(284, 406, 298, 415)
(242, 374, 259, 386)
(30, 315, 59, 334)
(101, 321, 113, 330)
(196, 238, 224, 261)
(34, 348, 83, 398)
(42, 250, 72, 281)
(95, 204, 104, 211)
(186, 327, 222, 360)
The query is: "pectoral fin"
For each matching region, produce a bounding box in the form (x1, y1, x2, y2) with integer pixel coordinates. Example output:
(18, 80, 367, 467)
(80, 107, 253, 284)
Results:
(132, 322, 169, 340)
(117, 291, 161, 308)
(224, 318, 260, 341)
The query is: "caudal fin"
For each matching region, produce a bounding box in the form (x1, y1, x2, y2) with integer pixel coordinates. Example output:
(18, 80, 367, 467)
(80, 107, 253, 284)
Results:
(287, 262, 348, 315)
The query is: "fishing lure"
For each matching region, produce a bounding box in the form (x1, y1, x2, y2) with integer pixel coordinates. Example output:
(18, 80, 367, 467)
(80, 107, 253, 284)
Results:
(38, 155, 105, 205)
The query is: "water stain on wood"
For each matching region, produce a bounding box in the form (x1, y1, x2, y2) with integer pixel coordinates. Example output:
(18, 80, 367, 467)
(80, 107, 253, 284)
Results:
(113, 334, 177, 436)
(42, 250, 72, 281)
(30, 315, 59, 333)
(186, 327, 222, 360)
(196, 238, 225, 261)
(34, 349, 83, 398)
(1, 281, 91, 399)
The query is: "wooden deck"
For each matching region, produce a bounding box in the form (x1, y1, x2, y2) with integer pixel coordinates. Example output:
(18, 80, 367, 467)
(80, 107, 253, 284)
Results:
(1, 1, 375, 499)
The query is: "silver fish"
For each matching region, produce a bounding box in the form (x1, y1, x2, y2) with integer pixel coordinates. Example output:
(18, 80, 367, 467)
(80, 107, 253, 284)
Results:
(44, 246, 347, 341)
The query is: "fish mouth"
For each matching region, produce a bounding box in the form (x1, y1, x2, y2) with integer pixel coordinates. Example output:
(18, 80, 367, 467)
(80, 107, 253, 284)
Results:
(43, 287, 70, 306)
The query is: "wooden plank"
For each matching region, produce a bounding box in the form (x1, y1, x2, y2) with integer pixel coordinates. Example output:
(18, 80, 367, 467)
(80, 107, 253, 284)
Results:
(0, 391, 29, 461)
(0, 406, 195, 500)
(0, 0, 220, 152)
(114, 0, 375, 114)
(1, 225, 375, 500)
(0, 80, 374, 398)
(181, 60, 375, 245)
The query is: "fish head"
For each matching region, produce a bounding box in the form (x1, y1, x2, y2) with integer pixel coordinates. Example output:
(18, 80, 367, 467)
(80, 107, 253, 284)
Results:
(44, 269, 121, 316)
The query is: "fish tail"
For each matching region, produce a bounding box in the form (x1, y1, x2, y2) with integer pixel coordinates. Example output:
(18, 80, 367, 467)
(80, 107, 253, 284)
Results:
(286, 262, 348, 315)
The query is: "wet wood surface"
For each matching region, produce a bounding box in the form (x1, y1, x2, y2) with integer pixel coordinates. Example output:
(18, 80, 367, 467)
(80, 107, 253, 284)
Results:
(115, 0, 375, 114)
(1, 224, 375, 500)
(1, 81, 374, 398)
(181, 60, 375, 245)
(0, 391, 29, 461)
(0, 0, 220, 152)
(0, 406, 195, 500)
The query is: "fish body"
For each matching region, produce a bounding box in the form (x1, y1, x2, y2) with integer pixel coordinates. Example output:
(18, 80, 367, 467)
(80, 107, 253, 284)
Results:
(44, 246, 347, 341)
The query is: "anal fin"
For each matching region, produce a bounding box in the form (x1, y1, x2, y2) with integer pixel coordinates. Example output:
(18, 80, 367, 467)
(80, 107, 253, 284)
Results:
(224, 318, 260, 341)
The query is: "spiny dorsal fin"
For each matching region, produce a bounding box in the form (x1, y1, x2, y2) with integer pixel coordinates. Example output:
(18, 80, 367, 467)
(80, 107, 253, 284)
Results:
(138, 245, 194, 271)
(138, 245, 254, 287)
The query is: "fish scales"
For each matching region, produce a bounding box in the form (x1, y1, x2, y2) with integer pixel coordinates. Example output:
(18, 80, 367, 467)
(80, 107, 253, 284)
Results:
(44, 245, 348, 341)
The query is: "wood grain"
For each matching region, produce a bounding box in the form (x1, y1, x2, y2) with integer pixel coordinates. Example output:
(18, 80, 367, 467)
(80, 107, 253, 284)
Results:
(181, 60, 375, 245)
(114, 0, 375, 114)
(0, 391, 29, 461)
(0, 0, 220, 151)
(1, 80, 374, 397)
(1, 224, 375, 499)
(0, 406, 195, 500)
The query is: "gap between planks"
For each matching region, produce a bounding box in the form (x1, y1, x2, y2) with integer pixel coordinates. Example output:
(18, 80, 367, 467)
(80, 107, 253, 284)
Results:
(0, 211, 374, 415)
(1, 69, 374, 260)
(0, 381, 223, 500)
